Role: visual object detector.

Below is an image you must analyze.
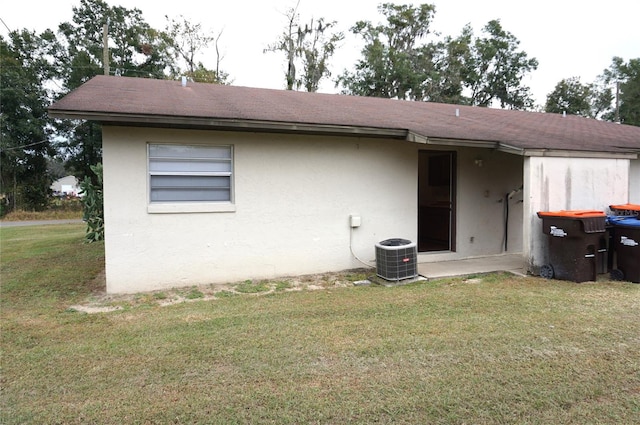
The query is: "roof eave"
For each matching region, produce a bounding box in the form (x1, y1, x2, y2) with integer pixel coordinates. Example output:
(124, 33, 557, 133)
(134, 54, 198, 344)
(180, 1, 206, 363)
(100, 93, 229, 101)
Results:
(425, 136, 501, 150)
(47, 110, 409, 139)
(48, 110, 640, 159)
(415, 138, 638, 159)
(521, 148, 638, 159)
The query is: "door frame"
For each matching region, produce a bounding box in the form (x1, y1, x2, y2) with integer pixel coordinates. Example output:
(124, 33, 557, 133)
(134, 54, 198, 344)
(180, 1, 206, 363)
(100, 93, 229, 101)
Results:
(418, 151, 457, 252)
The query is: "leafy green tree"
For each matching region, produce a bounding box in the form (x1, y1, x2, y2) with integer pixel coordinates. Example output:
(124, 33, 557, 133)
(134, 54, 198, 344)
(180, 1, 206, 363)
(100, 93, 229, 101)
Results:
(55, 0, 175, 182)
(0, 30, 60, 212)
(464, 20, 538, 109)
(60, 121, 104, 185)
(619, 60, 640, 126)
(338, 3, 437, 100)
(427, 27, 473, 104)
(58, 0, 174, 84)
(339, 5, 537, 109)
(545, 77, 593, 116)
(545, 77, 614, 119)
(588, 81, 615, 120)
(601, 57, 640, 125)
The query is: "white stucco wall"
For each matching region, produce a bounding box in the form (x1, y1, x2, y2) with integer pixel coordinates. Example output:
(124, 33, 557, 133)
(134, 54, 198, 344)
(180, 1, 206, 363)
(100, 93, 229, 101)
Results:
(420, 147, 524, 262)
(101, 126, 527, 293)
(523, 156, 630, 272)
(630, 159, 640, 203)
(103, 127, 421, 293)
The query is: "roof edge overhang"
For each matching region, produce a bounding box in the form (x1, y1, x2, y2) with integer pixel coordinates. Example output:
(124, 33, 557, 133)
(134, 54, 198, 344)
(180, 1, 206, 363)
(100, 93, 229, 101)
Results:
(419, 135, 501, 150)
(520, 148, 638, 160)
(424, 139, 638, 159)
(48, 110, 409, 139)
(49, 110, 639, 159)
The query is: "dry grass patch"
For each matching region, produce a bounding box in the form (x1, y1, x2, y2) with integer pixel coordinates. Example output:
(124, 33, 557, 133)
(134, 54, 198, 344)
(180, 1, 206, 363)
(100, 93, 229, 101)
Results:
(68, 270, 370, 312)
(1, 208, 82, 221)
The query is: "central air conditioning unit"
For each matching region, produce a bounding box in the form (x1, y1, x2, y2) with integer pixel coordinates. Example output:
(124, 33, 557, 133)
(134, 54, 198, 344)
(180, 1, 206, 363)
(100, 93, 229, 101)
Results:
(375, 238, 418, 281)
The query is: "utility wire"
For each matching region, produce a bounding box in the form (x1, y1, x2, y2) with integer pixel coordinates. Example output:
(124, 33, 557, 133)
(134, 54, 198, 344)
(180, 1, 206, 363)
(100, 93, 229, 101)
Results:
(0, 17, 12, 33)
(0, 140, 48, 151)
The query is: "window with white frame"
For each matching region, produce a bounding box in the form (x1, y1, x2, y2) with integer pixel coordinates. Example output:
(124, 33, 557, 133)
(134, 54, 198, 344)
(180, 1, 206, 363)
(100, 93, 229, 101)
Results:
(148, 144, 232, 203)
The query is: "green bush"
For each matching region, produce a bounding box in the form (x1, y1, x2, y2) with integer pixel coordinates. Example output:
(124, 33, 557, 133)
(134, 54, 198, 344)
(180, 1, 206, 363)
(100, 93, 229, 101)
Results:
(79, 164, 104, 242)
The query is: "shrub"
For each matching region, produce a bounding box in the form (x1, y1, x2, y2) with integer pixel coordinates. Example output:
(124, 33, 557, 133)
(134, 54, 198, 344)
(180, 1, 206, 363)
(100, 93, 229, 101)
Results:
(79, 164, 104, 242)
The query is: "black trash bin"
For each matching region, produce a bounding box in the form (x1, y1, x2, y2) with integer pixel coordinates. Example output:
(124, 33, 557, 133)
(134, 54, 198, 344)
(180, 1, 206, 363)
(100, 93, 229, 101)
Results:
(375, 238, 417, 281)
(607, 204, 640, 273)
(606, 215, 640, 283)
(537, 210, 607, 282)
(609, 203, 640, 217)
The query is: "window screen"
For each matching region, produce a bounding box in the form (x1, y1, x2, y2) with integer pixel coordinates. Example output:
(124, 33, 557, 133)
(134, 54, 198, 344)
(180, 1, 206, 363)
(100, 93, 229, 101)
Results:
(149, 144, 232, 203)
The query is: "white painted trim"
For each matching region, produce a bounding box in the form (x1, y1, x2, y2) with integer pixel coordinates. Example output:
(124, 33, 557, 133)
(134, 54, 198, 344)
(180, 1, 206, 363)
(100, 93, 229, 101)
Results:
(147, 202, 236, 214)
(522, 149, 637, 159)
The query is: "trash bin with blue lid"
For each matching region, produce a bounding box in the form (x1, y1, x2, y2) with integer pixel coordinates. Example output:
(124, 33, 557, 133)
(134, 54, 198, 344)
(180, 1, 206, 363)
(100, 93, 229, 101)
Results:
(537, 210, 608, 282)
(606, 215, 640, 283)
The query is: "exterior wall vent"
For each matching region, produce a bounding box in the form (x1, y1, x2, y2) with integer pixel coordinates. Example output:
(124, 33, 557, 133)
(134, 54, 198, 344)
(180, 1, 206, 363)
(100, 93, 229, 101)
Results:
(375, 238, 418, 281)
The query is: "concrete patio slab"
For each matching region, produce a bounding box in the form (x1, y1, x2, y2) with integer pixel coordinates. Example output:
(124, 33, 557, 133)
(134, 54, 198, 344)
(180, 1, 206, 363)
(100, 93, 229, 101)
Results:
(417, 253, 528, 279)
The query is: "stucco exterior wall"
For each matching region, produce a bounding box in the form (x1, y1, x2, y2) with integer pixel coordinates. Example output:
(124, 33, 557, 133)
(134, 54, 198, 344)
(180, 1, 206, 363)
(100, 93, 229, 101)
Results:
(630, 159, 640, 203)
(419, 148, 524, 263)
(103, 127, 422, 293)
(523, 156, 630, 273)
(102, 127, 527, 293)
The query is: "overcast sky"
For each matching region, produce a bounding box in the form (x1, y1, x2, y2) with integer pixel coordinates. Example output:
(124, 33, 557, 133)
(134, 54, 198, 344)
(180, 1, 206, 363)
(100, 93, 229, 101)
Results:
(2, 0, 639, 107)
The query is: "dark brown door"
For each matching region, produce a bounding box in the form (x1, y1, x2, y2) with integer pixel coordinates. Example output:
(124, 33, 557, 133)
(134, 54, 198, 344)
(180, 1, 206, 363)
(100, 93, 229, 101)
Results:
(418, 151, 456, 252)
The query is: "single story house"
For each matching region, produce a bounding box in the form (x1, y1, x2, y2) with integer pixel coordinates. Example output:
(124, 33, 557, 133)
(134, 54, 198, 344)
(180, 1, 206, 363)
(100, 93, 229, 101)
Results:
(50, 175, 81, 197)
(49, 75, 640, 293)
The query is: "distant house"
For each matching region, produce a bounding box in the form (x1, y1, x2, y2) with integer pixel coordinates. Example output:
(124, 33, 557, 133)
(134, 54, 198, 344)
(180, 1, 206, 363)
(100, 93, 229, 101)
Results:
(50, 175, 80, 197)
(49, 76, 640, 293)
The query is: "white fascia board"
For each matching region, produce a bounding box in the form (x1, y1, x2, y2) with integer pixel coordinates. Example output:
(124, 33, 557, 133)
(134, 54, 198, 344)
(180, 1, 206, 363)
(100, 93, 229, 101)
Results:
(47, 111, 408, 139)
(421, 137, 499, 149)
(521, 149, 638, 159)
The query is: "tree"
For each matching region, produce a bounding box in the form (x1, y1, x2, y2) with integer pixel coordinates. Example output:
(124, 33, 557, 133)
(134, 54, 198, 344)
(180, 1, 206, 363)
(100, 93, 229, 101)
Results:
(298, 18, 344, 92)
(588, 80, 615, 120)
(339, 5, 537, 109)
(58, 0, 174, 85)
(265, 2, 343, 92)
(618, 59, 640, 126)
(427, 27, 473, 104)
(601, 57, 640, 126)
(55, 0, 175, 182)
(464, 20, 538, 109)
(544, 77, 614, 119)
(164, 15, 230, 84)
(1, 30, 60, 212)
(265, 1, 303, 90)
(338, 3, 437, 100)
(544, 77, 593, 116)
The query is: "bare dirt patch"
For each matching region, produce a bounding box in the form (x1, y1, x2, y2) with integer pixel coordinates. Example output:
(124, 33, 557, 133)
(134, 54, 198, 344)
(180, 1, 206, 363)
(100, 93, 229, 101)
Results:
(68, 269, 373, 313)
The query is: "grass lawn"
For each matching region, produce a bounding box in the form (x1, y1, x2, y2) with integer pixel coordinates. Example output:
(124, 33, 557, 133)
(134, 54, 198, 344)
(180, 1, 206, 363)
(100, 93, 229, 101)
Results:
(1, 224, 639, 424)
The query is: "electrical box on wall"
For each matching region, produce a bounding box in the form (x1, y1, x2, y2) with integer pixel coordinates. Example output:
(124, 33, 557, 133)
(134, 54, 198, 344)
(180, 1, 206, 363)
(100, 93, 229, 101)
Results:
(350, 215, 361, 228)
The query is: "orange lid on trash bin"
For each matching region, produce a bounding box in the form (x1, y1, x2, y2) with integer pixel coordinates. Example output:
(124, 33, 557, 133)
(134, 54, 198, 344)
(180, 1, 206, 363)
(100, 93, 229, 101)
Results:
(537, 210, 605, 218)
(609, 203, 640, 212)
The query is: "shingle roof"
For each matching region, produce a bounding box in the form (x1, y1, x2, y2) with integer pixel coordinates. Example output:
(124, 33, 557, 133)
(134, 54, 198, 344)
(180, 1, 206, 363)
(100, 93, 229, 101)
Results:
(49, 75, 640, 155)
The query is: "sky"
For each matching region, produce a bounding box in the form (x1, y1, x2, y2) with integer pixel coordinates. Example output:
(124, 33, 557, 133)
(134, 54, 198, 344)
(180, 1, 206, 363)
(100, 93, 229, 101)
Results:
(2, 0, 639, 107)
